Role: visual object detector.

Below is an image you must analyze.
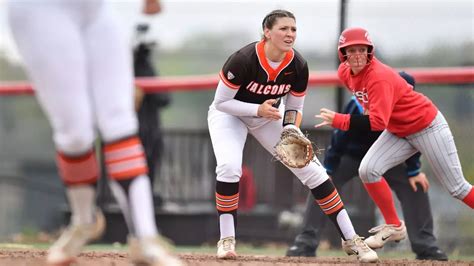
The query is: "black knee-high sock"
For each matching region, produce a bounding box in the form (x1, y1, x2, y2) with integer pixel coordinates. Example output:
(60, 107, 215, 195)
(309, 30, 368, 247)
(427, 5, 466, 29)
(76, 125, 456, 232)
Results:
(216, 181, 239, 231)
(311, 179, 348, 240)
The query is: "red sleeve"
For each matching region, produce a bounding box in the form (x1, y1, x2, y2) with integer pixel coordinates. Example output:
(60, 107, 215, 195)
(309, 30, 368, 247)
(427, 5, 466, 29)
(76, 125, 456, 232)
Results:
(366, 80, 395, 131)
(337, 64, 351, 88)
(332, 113, 350, 131)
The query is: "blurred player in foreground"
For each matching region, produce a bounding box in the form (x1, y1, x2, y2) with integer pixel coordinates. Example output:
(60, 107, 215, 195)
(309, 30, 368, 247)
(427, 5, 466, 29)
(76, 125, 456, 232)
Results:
(208, 9, 378, 263)
(7, 0, 182, 265)
(287, 73, 447, 261)
(314, 27, 474, 250)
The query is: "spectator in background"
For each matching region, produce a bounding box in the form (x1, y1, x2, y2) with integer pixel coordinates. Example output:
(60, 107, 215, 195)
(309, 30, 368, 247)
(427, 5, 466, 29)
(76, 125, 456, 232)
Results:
(287, 72, 448, 261)
(133, 22, 171, 205)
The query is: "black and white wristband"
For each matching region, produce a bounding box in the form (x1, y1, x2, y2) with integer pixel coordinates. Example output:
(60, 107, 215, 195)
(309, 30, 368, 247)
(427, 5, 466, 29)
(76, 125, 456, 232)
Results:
(283, 110, 298, 127)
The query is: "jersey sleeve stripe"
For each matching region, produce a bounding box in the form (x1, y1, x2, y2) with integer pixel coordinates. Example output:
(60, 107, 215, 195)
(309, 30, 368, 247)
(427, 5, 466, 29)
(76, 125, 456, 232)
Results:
(219, 70, 240, 90)
(290, 90, 306, 97)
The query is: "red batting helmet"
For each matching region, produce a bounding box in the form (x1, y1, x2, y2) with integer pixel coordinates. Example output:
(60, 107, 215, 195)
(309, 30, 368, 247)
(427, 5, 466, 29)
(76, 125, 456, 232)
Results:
(337, 27, 374, 63)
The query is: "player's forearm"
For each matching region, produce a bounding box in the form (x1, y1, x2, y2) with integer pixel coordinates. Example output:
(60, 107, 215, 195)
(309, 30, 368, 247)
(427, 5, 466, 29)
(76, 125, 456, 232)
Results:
(215, 99, 259, 117)
(283, 93, 304, 127)
(213, 80, 259, 116)
(285, 92, 304, 113)
(332, 113, 371, 131)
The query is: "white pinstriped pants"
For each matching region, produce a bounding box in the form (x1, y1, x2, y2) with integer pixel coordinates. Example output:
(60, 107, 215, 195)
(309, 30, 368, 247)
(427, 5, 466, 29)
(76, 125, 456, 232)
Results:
(359, 111, 472, 200)
(208, 105, 329, 189)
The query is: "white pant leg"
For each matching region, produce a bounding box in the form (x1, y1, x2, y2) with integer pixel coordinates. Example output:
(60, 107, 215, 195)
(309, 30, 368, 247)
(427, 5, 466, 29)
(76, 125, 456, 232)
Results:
(407, 112, 472, 199)
(249, 119, 328, 189)
(359, 130, 418, 183)
(84, 4, 137, 142)
(8, 2, 95, 154)
(208, 107, 249, 183)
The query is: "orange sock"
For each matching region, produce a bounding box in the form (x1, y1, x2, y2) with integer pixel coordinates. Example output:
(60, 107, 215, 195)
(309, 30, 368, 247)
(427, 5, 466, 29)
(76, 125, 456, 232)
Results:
(462, 187, 474, 208)
(315, 189, 344, 215)
(364, 177, 401, 226)
(56, 150, 98, 185)
(104, 136, 148, 180)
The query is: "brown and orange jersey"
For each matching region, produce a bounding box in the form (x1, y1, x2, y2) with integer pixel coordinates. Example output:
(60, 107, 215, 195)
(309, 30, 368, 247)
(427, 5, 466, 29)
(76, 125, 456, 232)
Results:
(219, 40, 308, 105)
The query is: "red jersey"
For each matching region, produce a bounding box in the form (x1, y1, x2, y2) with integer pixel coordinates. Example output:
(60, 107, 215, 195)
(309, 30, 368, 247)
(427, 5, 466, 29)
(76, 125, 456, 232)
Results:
(338, 57, 438, 137)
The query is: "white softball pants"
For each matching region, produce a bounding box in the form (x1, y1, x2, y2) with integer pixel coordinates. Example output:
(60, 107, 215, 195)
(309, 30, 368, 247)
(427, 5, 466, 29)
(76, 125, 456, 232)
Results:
(208, 106, 329, 189)
(8, 0, 137, 154)
(359, 111, 472, 200)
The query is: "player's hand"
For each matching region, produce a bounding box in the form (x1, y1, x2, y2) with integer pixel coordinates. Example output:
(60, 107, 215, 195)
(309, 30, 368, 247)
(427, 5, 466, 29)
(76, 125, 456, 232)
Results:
(143, 0, 162, 15)
(134, 87, 145, 112)
(258, 99, 282, 120)
(408, 172, 430, 192)
(314, 108, 336, 128)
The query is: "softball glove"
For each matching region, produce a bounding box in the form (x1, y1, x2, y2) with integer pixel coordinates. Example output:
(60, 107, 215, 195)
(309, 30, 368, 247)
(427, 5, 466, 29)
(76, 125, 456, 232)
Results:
(274, 125, 315, 169)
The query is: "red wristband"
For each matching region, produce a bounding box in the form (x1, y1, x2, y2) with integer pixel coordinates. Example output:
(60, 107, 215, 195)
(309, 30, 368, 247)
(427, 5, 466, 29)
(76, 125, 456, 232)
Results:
(332, 113, 350, 130)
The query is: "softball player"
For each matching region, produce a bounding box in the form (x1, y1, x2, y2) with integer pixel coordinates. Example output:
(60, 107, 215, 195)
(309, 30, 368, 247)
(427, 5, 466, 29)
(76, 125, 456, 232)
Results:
(7, 1, 181, 265)
(208, 10, 377, 262)
(315, 27, 474, 249)
(288, 83, 447, 261)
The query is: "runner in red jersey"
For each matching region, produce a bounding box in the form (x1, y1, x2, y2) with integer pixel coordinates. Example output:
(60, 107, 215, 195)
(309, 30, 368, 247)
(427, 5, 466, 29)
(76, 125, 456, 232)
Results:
(337, 57, 437, 137)
(314, 27, 473, 250)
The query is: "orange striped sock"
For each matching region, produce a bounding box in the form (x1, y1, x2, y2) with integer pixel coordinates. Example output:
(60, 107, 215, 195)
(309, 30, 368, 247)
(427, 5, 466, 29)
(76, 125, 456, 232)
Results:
(216, 181, 239, 239)
(216, 192, 240, 213)
(216, 181, 240, 214)
(56, 150, 98, 185)
(315, 189, 344, 215)
(104, 136, 148, 180)
(311, 179, 353, 240)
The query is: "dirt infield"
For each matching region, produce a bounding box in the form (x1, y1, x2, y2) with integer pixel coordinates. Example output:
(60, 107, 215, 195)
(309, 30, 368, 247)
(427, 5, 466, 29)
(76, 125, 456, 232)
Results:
(0, 250, 473, 266)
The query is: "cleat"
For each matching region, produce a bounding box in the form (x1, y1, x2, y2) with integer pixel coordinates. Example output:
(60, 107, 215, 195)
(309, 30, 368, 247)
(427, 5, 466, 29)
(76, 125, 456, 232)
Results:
(416, 247, 448, 261)
(128, 236, 183, 266)
(47, 210, 105, 265)
(342, 235, 379, 263)
(364, 221, 407, 249)
(285, 243, 316, 257)
(217, 236, 237, 259)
